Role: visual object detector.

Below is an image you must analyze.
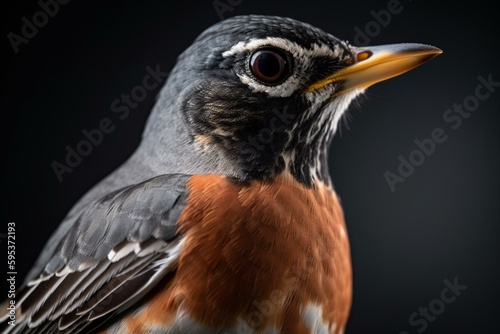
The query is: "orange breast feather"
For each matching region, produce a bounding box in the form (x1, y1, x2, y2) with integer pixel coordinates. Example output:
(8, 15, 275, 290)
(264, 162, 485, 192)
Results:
(125, 174, 352, 333)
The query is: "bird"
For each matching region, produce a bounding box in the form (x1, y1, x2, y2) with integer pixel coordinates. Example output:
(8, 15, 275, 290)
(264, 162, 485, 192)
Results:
(0, 15, 441, 334)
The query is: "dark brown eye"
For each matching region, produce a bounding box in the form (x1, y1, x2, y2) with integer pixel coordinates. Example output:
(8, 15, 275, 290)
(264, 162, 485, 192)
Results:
(250, 49, 290, 84)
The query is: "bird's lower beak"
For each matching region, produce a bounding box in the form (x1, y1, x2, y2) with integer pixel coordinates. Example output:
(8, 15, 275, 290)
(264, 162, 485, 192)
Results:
(306, 43, 442, 94)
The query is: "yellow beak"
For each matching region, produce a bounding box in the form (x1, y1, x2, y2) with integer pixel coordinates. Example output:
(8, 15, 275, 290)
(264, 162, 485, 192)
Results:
(306, 43, 442, 94)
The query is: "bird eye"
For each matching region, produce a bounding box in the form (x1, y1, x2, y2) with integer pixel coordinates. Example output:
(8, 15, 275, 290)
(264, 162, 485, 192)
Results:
(250, 49, 290, 84)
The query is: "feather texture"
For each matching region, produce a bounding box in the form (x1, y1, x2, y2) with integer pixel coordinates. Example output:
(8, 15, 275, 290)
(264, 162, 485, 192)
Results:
(0, 174, 190, 333)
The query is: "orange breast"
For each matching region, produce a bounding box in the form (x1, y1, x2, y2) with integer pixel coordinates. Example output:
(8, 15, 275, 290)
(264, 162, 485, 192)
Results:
(126, 174, 352, 333)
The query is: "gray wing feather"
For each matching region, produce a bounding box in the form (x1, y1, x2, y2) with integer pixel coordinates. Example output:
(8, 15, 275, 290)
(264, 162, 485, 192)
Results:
(0, 174, 190, 334)
(43, 174, 188, 277)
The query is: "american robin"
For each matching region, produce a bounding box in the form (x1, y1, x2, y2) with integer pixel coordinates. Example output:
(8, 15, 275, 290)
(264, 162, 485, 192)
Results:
(0, 15, 441, 334)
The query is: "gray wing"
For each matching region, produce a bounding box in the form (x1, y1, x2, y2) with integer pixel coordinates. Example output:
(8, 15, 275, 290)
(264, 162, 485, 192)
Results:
(0, 174, 190, 334)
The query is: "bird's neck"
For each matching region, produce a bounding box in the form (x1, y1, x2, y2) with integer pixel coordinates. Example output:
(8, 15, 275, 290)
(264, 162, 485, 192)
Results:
(283, 89, 363, 187)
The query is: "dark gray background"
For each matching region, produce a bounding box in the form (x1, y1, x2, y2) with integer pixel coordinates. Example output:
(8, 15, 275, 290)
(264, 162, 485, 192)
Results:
(2, 1, 499, 333)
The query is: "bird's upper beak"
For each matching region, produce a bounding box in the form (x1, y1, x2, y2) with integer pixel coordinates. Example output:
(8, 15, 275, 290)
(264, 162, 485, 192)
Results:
(306, 43, 442, 94)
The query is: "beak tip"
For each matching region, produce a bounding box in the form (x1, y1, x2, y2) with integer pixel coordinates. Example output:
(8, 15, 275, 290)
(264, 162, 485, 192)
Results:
(417, 43, 443, 56)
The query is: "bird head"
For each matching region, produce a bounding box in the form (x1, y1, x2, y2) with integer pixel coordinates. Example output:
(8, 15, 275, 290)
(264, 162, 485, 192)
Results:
(140, 15, 441, 187)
